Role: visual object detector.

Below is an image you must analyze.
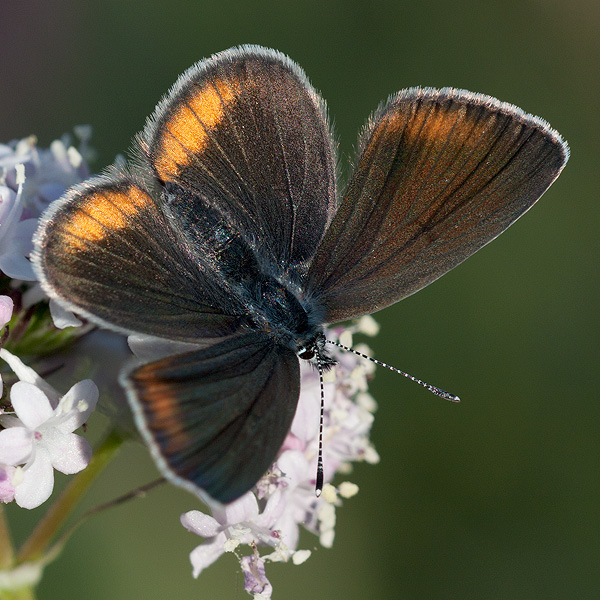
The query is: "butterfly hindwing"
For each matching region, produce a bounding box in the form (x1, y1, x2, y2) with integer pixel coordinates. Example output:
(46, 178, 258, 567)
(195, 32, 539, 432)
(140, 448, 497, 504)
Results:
(142, 45, 338, 270)
(123, 332, 300, 504)
(307, 88, 569, 323)
(33, 173, 244, 341)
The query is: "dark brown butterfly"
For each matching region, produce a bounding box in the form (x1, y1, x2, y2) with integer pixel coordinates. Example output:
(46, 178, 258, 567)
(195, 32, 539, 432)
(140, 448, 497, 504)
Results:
(33, 45, 568, 503)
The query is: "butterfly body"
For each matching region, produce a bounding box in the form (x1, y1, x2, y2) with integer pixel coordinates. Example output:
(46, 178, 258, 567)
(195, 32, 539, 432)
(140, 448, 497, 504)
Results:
(33, 45, 568, 504)
(162, 179, 331, 363)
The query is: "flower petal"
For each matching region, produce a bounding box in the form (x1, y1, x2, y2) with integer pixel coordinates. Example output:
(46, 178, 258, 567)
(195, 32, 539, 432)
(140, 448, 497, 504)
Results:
(0, 427, 33, 465)
(291, 382, 321, 441)
(181, 510, 221, 537)
(10, 382, 53, 429)
(276, 450, 310, 486)
(0, 295, 13, 327)
(44, 431, 92, 474)
(0, 187, 21, 232)
(55, 380, 99, 432)
(212, 491, 259, 526)
(49, 299, 83, 329)
(0, 186, 16, 223)
(21, 283, 46, 307)
(0, 465, 16, 503)
(0, 349, 59, 403)
(261, 488, 283, 518)
(14, 448, 54, 509)
(0, 253, 35, 281)
(188, 534, 227, 578)
(241, 554, 272, 599)
(12, 218, 39, 255)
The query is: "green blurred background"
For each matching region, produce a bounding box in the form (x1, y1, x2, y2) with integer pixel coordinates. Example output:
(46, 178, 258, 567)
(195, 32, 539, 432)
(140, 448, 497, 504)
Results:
(2, 0, 598, 598)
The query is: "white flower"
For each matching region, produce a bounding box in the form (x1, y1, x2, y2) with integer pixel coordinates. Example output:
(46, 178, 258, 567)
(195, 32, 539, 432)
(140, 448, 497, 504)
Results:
(0, 349, 98, 509)
(0, 183, 38, 281)
(0, 129, 92, 218)
(0, 130, 93, 325)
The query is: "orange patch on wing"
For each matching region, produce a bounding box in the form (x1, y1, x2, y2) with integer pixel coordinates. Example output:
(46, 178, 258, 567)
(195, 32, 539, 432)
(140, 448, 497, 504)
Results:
(61, 186, 150, 250)
(420, 109, 462, 145)
(396, 100, 458, 145)
(382, 98, 500, 159)
(418, 102, 499, 152)
(154, 77, 240, 181)
(136, 370, 188, 454)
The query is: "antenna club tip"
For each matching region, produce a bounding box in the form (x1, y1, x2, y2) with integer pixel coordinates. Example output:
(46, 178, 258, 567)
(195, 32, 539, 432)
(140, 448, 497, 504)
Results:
(442, 393, 461, 403)
(315, 468, 324, 497)
(433, 388, 461, 403)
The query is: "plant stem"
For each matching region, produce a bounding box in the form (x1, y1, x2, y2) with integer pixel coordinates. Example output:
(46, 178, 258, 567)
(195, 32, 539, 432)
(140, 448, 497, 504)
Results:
(1, 586, 37, 600)
(0, 505, 15, 569)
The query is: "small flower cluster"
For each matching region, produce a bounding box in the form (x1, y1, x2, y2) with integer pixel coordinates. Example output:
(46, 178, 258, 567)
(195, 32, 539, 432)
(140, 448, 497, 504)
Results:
(0, 129, 92, 281)
(0, 342, 98, 508)
(0, 131, 98, 509)
(181, 317, 380, 599)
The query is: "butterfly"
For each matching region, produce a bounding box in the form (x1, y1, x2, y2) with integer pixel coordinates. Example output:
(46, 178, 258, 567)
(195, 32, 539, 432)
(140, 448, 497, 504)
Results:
(33, 45, 568, 504)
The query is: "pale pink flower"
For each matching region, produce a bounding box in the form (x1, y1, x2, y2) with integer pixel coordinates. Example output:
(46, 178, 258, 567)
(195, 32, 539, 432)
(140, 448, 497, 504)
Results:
(0, 130, 92, 323)
(241, 553, 272, 600)
(0, 295, 13, 328)
(181, 490, 285, 578)
(0, 129, 92, 219)
(0, 464, 16, 503)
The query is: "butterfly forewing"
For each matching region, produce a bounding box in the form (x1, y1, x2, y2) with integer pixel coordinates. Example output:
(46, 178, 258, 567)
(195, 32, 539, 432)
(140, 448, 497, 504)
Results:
(123, 332, 300, 504)
(307, 88, 569, 323)
(34, 174, 244, 340)
(143, 45, 338, 270)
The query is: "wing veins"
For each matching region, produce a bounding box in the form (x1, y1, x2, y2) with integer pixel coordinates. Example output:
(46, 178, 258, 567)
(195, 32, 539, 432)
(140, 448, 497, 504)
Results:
(355, 120, 541, 281)
(373, 102, 503, 255)
(322, 97, 437, 286)
(70, 191, 188, 281)
(58, 267, 221, 313)
(268, 69, 296, 265)
(178, 349, 277, 459)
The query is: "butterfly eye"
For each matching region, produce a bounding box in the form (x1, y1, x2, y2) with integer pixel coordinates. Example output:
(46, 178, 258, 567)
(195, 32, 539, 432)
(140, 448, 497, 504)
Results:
(297, 347, 315, 360)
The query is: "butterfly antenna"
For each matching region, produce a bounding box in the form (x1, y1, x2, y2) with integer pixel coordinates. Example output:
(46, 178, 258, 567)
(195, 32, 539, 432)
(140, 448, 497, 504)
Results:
(326, 340, 460, 403)
(314, 351, 326, 497)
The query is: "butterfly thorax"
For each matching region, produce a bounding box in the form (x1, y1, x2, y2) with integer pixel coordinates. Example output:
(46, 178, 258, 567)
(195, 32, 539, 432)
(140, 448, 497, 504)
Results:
(242, 271, 334, 365)
(165, 186, 332, 362)
(246, 275, 335, 367)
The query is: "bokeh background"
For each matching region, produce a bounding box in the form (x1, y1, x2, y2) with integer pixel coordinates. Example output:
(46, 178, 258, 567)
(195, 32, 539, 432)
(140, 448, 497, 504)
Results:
(2, 1, 598, 599)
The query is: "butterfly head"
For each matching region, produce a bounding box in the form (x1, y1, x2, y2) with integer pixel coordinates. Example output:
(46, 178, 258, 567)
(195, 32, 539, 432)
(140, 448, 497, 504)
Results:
(296, 332, 337, 370)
